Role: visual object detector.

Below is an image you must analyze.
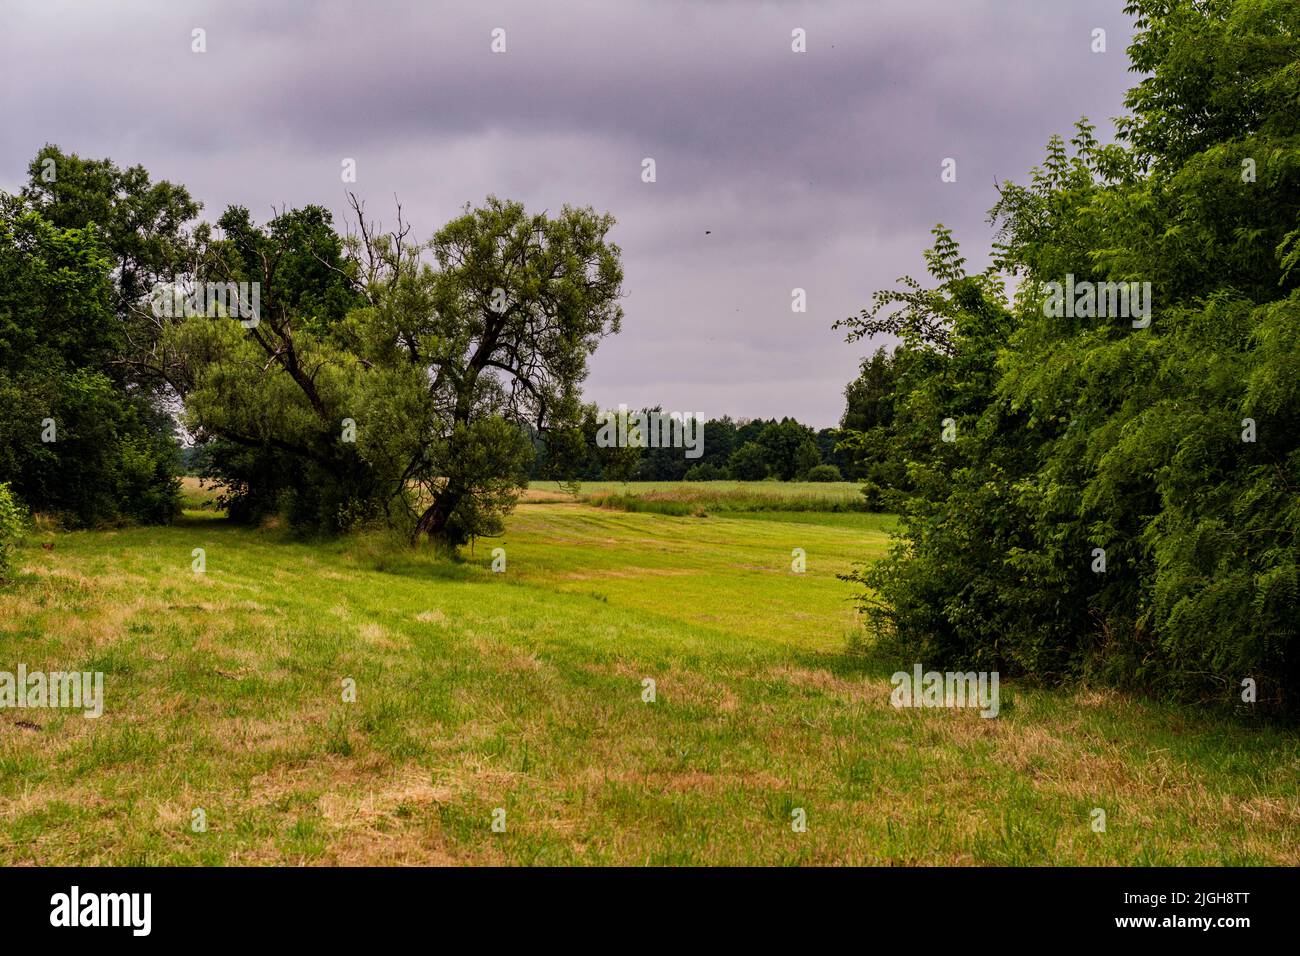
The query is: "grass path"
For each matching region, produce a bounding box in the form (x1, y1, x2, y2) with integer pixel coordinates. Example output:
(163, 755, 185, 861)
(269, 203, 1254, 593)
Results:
(0, 503, 1296, 865)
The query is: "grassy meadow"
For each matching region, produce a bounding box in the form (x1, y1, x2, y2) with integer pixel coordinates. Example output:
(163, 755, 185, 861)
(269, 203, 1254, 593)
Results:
(0, 480, 1297, 865)
(523, 479, 869, 515)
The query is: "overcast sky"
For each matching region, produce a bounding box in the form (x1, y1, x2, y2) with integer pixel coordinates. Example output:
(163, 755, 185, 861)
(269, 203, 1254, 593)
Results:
(0, 0, 1138, 427)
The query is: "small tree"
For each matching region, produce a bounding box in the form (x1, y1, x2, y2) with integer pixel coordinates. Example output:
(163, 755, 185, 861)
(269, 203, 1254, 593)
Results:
(758, 418, 819, 480)
(729, 442, 768, 481)
(793, 439, 822, 480)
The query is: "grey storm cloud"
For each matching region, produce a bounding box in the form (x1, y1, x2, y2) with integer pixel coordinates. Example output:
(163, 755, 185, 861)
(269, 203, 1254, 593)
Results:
(0, 0, 1137, 426)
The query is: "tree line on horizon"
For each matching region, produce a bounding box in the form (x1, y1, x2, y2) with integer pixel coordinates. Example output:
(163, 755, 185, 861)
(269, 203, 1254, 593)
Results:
(527, 410, 852, 484)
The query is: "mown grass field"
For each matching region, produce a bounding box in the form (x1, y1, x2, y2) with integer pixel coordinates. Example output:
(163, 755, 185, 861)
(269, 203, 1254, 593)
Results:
(524, 479, 868, 514)
(0, 482, 1297, 865)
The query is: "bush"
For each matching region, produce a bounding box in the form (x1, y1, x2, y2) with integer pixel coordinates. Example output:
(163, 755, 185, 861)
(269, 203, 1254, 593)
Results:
(805, 464, 842, 482)
(842, 0, 1300, 710)
(859, 481, 884, 511)
(684, 462, 724, 481)
(0, 482, 28, 583)
(728, 442, 768, 481)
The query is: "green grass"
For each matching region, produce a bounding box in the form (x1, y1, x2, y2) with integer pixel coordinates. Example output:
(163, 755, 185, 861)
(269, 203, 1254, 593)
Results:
(178, 476, 222, 511)
(0, 493, 1296, 865)
(526, 479, 871, 515)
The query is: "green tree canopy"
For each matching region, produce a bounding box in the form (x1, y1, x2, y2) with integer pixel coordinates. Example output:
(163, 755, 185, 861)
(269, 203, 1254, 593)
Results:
(161, 195, 624, 546)
(841, 0, 1300, 708)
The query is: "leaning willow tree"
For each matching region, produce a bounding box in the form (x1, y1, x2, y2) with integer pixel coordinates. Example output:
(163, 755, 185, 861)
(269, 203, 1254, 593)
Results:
(153, 195, 624, 546)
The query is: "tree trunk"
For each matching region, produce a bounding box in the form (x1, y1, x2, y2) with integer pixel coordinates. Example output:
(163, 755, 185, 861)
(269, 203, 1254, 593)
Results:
(412, 482, 464, 546)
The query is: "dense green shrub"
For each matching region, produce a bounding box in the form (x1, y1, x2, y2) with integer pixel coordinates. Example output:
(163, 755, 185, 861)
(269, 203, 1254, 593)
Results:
(728, 442, 768, 480)
(0, 482, 27, 583)
(841, 0, 1300, 709)
(0, 197, 181, 526)
(684, 462, 724, 481)
(805, 464, 842, 482)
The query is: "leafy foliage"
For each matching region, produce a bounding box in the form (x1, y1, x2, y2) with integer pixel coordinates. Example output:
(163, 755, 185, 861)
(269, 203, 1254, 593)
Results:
(155, 195, 624, 547)
(841, 0, 1300, 708)
(806, 464, 843, 482)
(0, 482, 27, 583)
(0, 190, 180, 526)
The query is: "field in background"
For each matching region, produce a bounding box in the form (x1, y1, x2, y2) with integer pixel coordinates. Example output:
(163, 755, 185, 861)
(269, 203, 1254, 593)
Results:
(179, 476, 222, 511)
(0, 487, 1297, 865)
(525, 479, 869, 516)
(181, 476, 876, 519)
